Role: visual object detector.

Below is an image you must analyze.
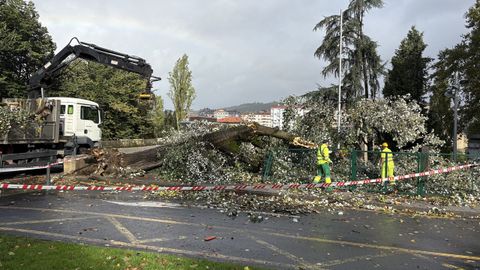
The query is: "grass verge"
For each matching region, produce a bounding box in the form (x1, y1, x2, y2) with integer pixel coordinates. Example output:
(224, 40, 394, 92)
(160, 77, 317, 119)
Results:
(0, 234, 262, 270)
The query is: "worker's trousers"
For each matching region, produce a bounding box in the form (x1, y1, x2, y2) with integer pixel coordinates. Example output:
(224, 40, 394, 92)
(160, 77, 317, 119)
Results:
(381, 162, 395, 184)
(315, 163, 331, 184)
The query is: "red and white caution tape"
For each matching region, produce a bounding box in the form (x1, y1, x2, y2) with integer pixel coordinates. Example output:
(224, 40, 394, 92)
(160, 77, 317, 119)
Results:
(0, 161, 64, 173)
(0, 163, 477, 192)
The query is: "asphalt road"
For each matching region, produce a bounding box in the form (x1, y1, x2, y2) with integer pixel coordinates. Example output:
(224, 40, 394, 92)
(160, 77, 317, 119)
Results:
(0, 191, 479, 270)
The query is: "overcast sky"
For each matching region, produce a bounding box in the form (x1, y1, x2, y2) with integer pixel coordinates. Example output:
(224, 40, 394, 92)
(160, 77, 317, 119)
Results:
(32, 0, 474, 110)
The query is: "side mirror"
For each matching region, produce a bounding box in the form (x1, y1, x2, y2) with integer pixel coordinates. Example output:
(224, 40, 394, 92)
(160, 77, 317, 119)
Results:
(99, 109, 105, 125)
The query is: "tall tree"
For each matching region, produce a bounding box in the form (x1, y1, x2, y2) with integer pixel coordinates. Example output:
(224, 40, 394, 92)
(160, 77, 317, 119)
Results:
(430, 1, 480, 140)
(314, 0, 384, 102)
(0, 0, 55, 98)
(151, 95, 165, 137)
(461, 0, 480, 134)
(428, 75, 454, 152)
(168, 54, 196, 130)
(164, 110, 177, 130)
(383, 26, 431, 103)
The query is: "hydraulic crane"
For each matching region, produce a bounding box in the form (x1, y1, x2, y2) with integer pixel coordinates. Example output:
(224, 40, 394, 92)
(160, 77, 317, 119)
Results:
(28, 37, 160, 99)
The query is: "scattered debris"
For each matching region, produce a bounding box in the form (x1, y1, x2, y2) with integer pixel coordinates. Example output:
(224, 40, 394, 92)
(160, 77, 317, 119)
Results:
(248, 214, 264, 223)
(203, 236, 217, 242)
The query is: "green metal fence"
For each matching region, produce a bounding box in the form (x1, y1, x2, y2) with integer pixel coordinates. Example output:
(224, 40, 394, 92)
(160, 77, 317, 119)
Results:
(262, 147, 480, 196)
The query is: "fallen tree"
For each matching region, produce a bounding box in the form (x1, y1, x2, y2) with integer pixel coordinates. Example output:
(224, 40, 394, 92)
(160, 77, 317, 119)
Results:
(72, 122, 317, 183)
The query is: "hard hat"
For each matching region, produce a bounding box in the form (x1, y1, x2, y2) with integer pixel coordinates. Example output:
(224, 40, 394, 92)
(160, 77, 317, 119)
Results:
(382, 142, 388, 147)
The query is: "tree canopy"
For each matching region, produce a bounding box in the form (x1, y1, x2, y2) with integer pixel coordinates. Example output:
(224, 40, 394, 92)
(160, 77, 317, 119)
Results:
(0, 0, 55, 98)
(314, 0, 385, 102)
(168, 54, 196, 130)
(283, 89, 441, 151)
(50, 60, 156, 139)
(383, 26, 431, 103)
(429, 0, 480, 141)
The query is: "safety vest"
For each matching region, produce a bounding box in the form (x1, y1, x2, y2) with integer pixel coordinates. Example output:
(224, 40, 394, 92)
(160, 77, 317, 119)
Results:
(317, 144, 331, 165)
(381, 148, 394, 165)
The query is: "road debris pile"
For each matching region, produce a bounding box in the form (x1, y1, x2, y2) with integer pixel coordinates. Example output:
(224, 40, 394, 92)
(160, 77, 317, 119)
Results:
(149, 189, 478, 219)
(73, 148, 145, 178)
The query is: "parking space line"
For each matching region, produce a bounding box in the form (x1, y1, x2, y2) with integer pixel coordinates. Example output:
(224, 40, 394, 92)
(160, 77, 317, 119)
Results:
(319, 252, 393, 267)
(0, 226, 297, 269)
(410, 253, 459, 269)
(137, 238, 170, 244)
(106, 216, 138, 244)
(249, 235, 319, 269)
(0, 206, 196, 226)
(442, 263, 466, 270)
(271, 232, 480, 261)
(2, 205, 479, 262)
(0, 216, 95, 226)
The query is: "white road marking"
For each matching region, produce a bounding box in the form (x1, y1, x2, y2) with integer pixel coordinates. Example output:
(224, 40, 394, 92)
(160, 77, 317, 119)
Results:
(103, 200, 182, 209)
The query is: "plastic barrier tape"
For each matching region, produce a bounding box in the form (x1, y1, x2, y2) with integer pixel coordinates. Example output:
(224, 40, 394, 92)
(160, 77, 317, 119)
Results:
(0, 164, 477, 192)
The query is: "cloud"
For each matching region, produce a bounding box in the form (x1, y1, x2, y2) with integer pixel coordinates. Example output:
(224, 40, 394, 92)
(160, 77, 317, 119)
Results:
(32, 0, 473, 109)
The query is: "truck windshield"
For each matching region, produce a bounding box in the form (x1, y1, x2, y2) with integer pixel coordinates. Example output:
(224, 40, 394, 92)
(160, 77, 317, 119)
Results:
(80, 105, 100, 123)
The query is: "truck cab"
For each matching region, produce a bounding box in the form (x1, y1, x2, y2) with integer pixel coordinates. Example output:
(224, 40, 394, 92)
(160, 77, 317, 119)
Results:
(49, 97, 102, 145)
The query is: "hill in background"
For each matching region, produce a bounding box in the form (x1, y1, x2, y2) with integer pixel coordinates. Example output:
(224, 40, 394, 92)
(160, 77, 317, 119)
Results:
(223, 102, 281, 113)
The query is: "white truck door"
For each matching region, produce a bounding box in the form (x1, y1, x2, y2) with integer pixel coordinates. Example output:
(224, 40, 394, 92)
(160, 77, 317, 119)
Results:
(78, 104, 101, 142)
(63, 103, 76, 136)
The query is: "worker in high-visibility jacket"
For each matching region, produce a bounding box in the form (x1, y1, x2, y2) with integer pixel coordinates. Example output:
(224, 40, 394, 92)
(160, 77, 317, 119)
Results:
(380, 142, 395, 185)
(314, 141, 332, 184)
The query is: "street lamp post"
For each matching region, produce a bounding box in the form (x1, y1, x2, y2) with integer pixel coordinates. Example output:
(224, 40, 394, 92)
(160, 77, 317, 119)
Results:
(446, 72, 460, 161)
(453, 73, 460, 161)
(337, 10, 343, 149)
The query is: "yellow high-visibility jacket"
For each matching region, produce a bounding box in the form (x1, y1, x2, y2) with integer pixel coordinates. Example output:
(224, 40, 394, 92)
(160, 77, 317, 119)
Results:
(317, 144, 332, 165)
(381, 148, 394, 165)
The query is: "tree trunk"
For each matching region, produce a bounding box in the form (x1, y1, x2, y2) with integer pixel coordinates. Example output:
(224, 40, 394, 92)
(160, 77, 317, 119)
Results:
(362, 59, 369, 99)
(74, 123, 315, 176)
(359, 12, 369, 99)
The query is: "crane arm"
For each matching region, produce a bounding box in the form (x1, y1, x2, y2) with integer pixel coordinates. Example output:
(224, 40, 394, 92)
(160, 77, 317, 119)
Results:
(28, 37, 160, 98)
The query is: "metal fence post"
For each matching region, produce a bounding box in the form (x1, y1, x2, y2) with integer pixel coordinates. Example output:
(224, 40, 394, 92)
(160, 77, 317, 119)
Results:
(417, 147, 429, 196)
(262, 150, 274, 182)
(350, 150, 357, 180)
(46, 162, 51, 186)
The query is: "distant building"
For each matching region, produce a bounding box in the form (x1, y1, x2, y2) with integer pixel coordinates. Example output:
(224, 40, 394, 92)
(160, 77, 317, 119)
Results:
(213, 109, 230, 120)
(457, 133, 468, 152)
(270, 105, 309, 130)
(217, 116, 242, 124)
(468, 133, 480, 156)
(227, 110, 240, 118)
(241, 111, 272, 127)
(271, 106, 286, 129)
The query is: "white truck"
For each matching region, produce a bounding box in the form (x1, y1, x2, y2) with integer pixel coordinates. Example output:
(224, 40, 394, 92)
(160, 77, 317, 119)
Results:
(0, 37, 159, 171)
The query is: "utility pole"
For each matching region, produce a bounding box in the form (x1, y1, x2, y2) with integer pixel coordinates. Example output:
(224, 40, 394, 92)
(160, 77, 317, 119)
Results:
(337, 9, 343, 149)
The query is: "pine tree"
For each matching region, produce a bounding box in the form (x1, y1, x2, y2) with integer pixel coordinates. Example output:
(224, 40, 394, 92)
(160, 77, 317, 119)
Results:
(383, 26, 431, 103)
(314, 0, 384, 101)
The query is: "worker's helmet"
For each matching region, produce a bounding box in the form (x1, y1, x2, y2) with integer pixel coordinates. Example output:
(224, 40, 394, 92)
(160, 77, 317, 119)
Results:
(382, 142, 388, 148)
